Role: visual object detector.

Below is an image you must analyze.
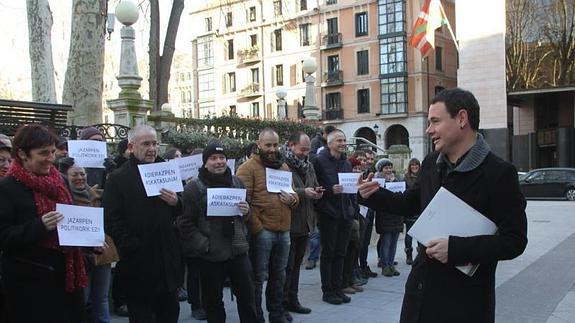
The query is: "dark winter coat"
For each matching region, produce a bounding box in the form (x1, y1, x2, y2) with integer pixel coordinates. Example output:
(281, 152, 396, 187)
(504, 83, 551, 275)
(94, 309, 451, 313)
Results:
(360, 148, 527, 323)
(103, 155, 183, 295)
(312, 148, 355, 220)
(288, 163, 319, 236)
(374, 175, 404, 233)
(309, 134, 326, 160)
(178, 176, 250, 262)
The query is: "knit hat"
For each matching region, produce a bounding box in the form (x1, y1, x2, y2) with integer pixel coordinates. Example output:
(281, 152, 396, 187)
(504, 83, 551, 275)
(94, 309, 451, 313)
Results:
(80, 127, 103, 140)
(376, 158, 393, 172)
(202, 142, 226, 164)
(0, 134, 11, 151)
(56, 136, 68, 149)
(58, 157, 76, 175)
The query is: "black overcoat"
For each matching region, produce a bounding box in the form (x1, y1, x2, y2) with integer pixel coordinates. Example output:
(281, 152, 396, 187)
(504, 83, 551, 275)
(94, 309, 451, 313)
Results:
(360, 151, 528, 323)
(103, 155, 183, 296)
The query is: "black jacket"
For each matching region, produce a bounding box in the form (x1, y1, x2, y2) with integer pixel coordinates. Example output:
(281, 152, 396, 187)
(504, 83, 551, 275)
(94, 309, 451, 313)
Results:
(309, 134, 326, 160)
(312, 148, 354, 220)
(360, 150, 527, 323)
(103, 155, 183, 295)
(178, 176, 250, 262)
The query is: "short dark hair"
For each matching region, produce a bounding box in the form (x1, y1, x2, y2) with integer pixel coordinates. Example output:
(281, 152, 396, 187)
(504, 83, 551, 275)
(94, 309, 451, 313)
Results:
(352, 150, 366, 158)
(323, 125, 336, 135)
(431, 87, 480, 131)
(363, 149, 374, 156)
(12, 124, 59, 160)
(288, 131, 308, 145)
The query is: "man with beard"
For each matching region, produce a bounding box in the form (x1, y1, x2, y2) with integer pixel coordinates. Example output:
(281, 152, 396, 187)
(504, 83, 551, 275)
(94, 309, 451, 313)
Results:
(281, 132, 323, 316)
(237, 128, 299, 323)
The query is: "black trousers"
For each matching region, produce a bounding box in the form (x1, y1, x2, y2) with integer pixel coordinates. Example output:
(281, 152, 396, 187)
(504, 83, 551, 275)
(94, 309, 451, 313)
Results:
(186, 257, 203, 310)
(343, 240, 359, 287)
(112, 260, 127, 308)
(198, 253, 258, 323)
(126, 290, 179, 323)
(284, 234, 309, 304)
(318, 215, 352, 293)
(359, 210, 375, 268)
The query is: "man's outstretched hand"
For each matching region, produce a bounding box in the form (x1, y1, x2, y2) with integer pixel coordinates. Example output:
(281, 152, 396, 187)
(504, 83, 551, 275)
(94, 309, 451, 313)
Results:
(357, 172, 380, 199)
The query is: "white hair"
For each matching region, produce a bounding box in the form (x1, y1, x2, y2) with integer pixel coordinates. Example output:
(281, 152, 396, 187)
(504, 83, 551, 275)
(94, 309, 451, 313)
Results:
(128, 125, 157, 143)
(326, 129, 345, 144)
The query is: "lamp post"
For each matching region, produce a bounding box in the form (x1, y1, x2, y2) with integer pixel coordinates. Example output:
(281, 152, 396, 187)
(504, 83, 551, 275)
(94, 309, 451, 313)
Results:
(302, 57, 319, 120)
(276, 86, 288, 120)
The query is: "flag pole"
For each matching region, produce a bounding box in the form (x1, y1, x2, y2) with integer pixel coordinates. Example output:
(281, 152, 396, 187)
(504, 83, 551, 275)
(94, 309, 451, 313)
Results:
(439, 1, 459, 52)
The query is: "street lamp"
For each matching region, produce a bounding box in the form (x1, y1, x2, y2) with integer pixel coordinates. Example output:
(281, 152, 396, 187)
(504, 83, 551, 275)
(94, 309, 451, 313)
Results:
(276, 86, 288, 120)
(373, 124, 380, 138)
(302, 57, 319, 120)
(115, 0, 142, 99)
(115, 0, 139, 26)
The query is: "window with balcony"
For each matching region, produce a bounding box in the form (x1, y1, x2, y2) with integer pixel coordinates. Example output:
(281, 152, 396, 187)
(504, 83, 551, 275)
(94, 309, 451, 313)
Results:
(357, 89, 369, 113)
(198, 70, 214, 100)
(300, 23, 310, 46)
(249, 7, 256, 21)
(300, 0, 307, 10)
(357, 50, 368, 75)
(225, 12, 233, 27)
(250, 34, 258, 47)
(355, 12, 368, 37)
(251, 68, 259, 83)
(275, 64, 284, 86)
(251, 102, 260, 117)
(327, 17, 338, 34)
(205, 17, 212, 32)
(226, 39, 234, 60)
(378, 0, 405, 34)
(325, 92, 342, 120)
(379, 36, 405, 74)
(274, 0, 282, 16)
(435, 46, 443, 71)
(380, 77, 407, 114)
(328, 55, 339, 73)
(225, 72, 236, 93)
(197, 37, 213, 66)
(272, 29, 282, 51)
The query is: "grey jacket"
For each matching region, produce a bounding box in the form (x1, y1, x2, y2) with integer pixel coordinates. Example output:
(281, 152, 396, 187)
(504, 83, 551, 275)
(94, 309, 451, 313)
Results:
(178, 176, 250, 262)
(289, 163, 319, 236)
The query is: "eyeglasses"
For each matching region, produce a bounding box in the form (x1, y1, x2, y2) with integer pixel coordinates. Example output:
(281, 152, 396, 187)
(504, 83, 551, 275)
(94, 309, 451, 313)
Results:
(68, 172, 86, 178)
(0, 157, 12, 165)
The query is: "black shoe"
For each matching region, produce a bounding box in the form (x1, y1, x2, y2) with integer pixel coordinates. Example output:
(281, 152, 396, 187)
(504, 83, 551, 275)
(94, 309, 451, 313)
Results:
(286, 302, 312, 314)
(114, 305, 129, 317)
(191, 308, 207, 320)
(322, 292, 343, 305)
(335, 291, 351, 303)
(305, 260, 316, 270)
(284, 312, 293, 322)
(362, 266, 378, 278)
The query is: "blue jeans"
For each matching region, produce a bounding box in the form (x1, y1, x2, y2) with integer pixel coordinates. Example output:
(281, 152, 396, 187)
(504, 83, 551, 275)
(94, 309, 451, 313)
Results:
(307, 225, 320, 261)
(85, 264, 112, 323)
(379, 232, 400, 267)
(252, 229, 290, 322)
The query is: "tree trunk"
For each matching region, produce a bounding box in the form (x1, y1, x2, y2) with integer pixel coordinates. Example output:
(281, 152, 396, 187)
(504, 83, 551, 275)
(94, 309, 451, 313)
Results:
(149, 0, 160, 110)
(62, 0, 106, 125)
(26, 0, 57, 103)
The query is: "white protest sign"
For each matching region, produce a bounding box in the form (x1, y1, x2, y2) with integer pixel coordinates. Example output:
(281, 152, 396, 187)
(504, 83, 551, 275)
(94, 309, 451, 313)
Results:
(386, 181, 406, 193)
(372, 178, 386, 187)
(207, 188, 247, 216)
(266, 168, 295, 193)
(359, 205, 369, 218)
(68, 140, 107, 168)
(338, 173, 361, 194)
(227, 159, 236, 175)
(178, 154, 203, 180)
(56, 204, 105, 247)
(137, 160, 184, 197)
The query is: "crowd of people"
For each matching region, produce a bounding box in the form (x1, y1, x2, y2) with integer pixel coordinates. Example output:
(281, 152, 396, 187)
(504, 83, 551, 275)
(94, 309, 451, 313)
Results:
(0, 87, 528, 323)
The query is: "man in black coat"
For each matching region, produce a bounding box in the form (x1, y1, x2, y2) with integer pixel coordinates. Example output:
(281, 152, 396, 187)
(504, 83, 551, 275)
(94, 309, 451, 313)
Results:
(104, 125, 183, 323)
(358, 88, 528, 323)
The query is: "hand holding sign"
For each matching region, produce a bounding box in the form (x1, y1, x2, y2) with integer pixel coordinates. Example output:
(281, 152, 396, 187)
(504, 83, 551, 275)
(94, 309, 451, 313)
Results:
(338, 173, 362, 194)
(137, 161, 184, 197)
(266, 168, 295, 193)
(159, 188, 179, 206)
(42, 211, 64, 231)
(207, 188, 247, 216)
(56, 204, 105, 247)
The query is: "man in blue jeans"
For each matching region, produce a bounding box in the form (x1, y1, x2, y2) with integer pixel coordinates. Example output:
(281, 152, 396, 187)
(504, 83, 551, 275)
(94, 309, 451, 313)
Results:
(305, 226, 320, 269)
(237, 129, 299, 323)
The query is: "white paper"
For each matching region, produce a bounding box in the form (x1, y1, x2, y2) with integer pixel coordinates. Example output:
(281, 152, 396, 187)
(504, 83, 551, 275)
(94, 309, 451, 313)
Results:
(386, 181, 406, 193)
(266, 168, 295, 193)
(407, 187, 498, 276)
(338, 173, 361, 194)
(68, 140, 107, 168)
(372, 178, 386, 187)
(227, 159, 236, 175)
(207, 188, 246, 216)
(359, 205, 369, 218)
(56, 204, 105, 247)
(177, 155, 203, 180)
(137, 160, 184, 197)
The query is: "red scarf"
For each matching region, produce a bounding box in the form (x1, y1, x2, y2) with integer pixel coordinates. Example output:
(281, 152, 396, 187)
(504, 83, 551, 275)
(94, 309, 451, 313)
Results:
(7, 160, 87, 293)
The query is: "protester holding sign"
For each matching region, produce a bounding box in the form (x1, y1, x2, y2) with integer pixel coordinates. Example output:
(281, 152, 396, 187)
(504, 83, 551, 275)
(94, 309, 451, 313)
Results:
(311, 129, 355, 305)
(236, 128, 299, 323)
(178, 142, 258, 323)
(59, 158, 119, 323)
(104, 125, 183, 323)
(78, 127, 116, 189)
(0, 124, 87, 323)
(358, 88, 527, 323)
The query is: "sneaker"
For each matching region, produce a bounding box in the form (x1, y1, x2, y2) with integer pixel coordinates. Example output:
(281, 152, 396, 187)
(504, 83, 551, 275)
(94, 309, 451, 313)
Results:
(382, 266, 394, 277)
(341, 286, 356, 294)
(362, 266, 378, 278)
(322, 292, 343, 305)
(392, 265, 400, 276)
(114, 305, 129, 317)
(191, 308, 207, 320)
(305, 260, 317, 270)
(286, 301, 312, 314)
(352, 276, 368, 286)
(335, 291, 351, 303)
(351, 285, 364, 293)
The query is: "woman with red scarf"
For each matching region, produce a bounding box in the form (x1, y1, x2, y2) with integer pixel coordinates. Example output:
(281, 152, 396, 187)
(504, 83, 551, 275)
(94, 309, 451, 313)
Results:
(0, 124, 87, 323)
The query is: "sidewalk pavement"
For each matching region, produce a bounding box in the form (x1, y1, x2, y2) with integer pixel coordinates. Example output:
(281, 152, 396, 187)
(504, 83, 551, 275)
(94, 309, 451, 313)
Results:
(111, 201, 575, 323)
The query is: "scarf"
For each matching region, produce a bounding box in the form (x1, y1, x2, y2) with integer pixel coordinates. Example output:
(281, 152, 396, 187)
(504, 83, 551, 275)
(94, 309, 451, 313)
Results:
(7, 160, 87, 293)
(69, 185, 91, 202)
(437, 133, 491, 174)
(198, 166, 233, 188)
(281, 143, 310, 177)
(257, 150, 284, 169)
